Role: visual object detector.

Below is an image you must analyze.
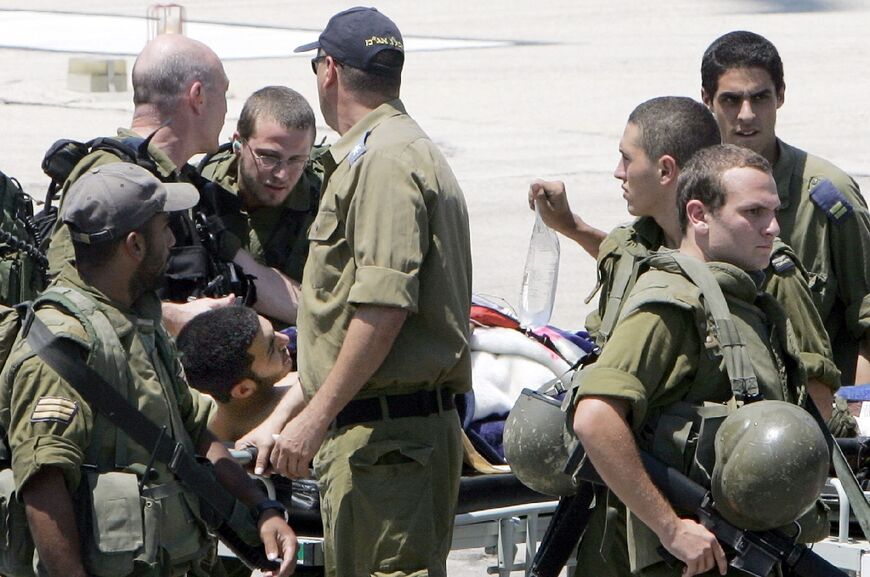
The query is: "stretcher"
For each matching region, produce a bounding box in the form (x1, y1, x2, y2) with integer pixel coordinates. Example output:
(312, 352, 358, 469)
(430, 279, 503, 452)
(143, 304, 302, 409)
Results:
(220, 463, 870, 576)
(219, 464, 559, 576)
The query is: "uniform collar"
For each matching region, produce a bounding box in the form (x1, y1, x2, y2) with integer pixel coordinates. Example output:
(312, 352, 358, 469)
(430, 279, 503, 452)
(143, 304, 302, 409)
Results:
(633, 217, 666, 252)
(327, 99, 406, 166)
(707, 261, 762, 303)
(771, 138, 796, 210)
(54, 263, 163, 339)
(116, 127, 180, 180)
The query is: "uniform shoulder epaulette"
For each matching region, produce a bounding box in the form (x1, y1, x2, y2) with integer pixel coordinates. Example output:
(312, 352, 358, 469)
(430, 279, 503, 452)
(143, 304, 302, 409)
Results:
(770, 252, 795, 273)
(809, 178, 854, 222)
(768, 240, 796, 273)
(348, 130, 371, 167)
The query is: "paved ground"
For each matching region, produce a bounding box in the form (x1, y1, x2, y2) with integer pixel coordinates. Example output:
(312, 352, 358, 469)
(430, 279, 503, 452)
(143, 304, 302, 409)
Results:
(1, 1, 869, 574)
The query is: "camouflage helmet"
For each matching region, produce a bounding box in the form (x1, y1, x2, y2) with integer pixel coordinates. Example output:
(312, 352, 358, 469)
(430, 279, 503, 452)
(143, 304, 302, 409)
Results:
(712, 400, 829, 531)
(503, 379, 580, 497)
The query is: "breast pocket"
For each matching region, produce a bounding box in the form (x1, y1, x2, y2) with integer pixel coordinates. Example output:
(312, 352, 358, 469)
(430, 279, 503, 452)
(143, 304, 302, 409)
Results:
(306, 210, 346, 292)
(308, 210, 339, 243)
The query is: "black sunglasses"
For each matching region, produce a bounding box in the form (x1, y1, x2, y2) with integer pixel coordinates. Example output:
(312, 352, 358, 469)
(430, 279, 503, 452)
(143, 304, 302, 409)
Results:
(310, 55, 327, 74)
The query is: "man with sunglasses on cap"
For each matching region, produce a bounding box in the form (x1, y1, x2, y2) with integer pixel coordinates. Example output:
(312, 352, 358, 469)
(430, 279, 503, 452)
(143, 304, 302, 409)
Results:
(198, 86, 326, 329)
(1, 163, 297, 577)
(238, 7, 473, 577)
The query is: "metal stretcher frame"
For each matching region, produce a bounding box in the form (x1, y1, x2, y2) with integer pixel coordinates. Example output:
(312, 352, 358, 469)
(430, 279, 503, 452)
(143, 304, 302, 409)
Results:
(220, 474, 870, 576)
(218, 471, 565, 575)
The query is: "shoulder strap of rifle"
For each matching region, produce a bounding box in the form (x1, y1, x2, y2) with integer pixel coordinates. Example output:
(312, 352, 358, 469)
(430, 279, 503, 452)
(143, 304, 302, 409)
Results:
(22, 309, 277, 570)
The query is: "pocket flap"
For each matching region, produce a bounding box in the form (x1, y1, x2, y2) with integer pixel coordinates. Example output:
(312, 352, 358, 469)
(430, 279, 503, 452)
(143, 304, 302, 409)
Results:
(89, 472, 144, 554)
(308, 210, 339, 242)
(349, 440, 433, 468)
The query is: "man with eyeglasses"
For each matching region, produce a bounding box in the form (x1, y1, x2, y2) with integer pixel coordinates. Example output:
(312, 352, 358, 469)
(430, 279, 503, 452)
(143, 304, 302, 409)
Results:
(238, 7, 473, 577)
(199, 86, 325, 328)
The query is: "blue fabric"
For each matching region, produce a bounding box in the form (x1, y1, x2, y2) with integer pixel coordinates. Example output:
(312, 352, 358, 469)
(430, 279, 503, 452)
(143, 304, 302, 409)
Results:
(837, 384, 870, 401)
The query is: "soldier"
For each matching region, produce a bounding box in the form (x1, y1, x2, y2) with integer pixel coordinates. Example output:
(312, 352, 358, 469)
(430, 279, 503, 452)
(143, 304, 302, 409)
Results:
(531, 97, 838, 577)
(198, 86, 324, 328)
(701, 31, 870, 386)
(177, 305, 305, 442)
(0, 163, 296, 577)
(240, 7, 473, 577)
(45, 34, 299, 332)
(530, 97, 838, 417)
(573, 144, 821, 577)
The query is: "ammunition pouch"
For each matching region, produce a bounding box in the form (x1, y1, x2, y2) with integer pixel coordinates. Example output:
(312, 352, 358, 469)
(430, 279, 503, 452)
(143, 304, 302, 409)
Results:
(76, 471, 211, 577)
(0, 469, 34, 577)
(642, 401, 731, 490)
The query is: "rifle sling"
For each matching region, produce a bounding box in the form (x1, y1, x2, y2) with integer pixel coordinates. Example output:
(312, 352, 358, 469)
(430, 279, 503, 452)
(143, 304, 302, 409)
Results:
(25, 312, 240, 528)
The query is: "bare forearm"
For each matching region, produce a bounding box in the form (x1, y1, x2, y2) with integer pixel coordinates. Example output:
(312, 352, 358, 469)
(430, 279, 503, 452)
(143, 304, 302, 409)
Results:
(574, 397, 680, 538)
(234, 250, 299, 324)
(855, 335, 870, 385)
(203, 433, 267, 507)
(807, 378, 834, 421)
(22, 468, 88, 577)
(563, 218, 607, 259)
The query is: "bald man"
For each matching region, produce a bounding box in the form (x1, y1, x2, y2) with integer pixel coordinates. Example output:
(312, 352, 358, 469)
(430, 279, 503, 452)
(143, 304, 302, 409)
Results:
(46, 34, 301, 333)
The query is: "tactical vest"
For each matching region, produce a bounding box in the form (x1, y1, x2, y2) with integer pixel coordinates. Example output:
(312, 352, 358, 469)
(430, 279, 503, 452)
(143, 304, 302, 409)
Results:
(197, 142, 327, 283)
(42, 135, 255, 305)
(611, 252, 811, 572)
(0, 286, 211, 577)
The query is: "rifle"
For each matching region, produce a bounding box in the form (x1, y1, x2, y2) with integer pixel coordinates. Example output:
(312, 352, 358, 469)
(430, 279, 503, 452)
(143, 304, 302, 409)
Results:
(572, 447, 848, 577)
(527, 483, 595, 577)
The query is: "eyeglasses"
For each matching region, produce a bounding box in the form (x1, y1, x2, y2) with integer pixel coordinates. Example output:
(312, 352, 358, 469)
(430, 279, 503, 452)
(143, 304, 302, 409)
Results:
(240, 139, 308, 173)
(310, 55, 327, 74)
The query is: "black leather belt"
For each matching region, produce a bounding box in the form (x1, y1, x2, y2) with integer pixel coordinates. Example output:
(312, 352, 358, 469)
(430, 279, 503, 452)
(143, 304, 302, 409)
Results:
(334, 388, 455, 430)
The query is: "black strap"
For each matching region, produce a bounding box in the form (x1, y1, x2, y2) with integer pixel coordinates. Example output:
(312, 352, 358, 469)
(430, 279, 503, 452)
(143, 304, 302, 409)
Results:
(24, 310, 277, 570)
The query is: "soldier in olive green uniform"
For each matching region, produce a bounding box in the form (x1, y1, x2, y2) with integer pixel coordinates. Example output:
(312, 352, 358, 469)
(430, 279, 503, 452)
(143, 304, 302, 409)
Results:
(0, 163, 296, 577)
(701, 30, 870, 387)
(46, 35, 301, 332)
(533, 98, 838, 577)
(239, 8, 472, 577)
(198, 86, 324, 327)
(573, 145, 815, 577)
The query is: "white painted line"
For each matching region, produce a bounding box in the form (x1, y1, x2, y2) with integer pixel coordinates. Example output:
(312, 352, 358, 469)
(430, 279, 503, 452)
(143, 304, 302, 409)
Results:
(0, 10, 510, 60)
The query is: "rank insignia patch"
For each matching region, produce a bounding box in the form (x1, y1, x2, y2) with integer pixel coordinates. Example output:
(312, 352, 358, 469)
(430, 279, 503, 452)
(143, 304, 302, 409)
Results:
(31, 396, 78, 424)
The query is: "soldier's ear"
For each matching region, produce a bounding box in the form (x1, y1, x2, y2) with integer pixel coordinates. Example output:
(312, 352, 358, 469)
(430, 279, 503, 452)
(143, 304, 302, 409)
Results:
(232, 134, 242, 154)
(125, 230, 147, 262)
(659, 155, 677, 184)
(685, 199, 709, 232)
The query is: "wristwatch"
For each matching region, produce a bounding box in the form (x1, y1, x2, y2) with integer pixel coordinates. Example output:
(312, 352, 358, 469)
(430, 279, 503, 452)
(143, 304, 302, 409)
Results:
(254, 499, 287, 522)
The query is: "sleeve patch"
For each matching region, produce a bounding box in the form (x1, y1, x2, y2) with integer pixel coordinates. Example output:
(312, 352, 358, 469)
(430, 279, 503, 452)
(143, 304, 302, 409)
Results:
(809, 179, 854, 222)
(770, 253, 795, 273)
(31, 396, 78, 424)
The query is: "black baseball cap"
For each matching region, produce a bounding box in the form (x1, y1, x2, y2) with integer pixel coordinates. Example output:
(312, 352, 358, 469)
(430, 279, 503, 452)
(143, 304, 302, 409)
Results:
(294, 6, 404, 76)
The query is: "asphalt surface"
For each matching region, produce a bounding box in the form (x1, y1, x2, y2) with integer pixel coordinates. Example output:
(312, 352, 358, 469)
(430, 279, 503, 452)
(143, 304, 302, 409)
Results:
(1, 1, 869, 574)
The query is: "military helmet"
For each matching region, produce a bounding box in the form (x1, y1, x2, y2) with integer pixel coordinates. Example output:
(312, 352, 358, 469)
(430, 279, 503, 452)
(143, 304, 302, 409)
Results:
(503, 379, 580, 497)
(712, 400, 829, 531)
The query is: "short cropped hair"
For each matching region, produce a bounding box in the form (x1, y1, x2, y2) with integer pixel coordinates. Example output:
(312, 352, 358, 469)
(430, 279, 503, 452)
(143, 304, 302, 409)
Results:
(627, 97, 721, 168)
(676, 144, 772, 233)
(701, 31, 785, 98)
(133, 52, 222, 115)
(337, 51, 402, 99)
(237, 86, 316, 140)
(177, 306, 260, 403)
